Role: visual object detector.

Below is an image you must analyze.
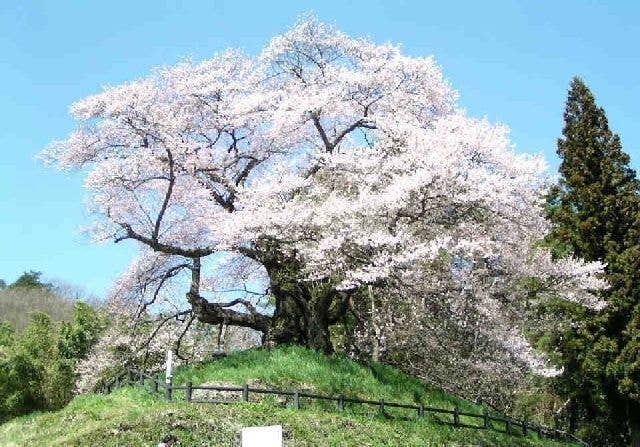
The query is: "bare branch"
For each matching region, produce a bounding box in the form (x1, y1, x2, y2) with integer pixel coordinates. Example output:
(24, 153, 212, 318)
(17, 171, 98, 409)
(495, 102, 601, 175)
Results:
(310, 113, 333, 152)
(175, 314, 196, 362)
(138, 309, 192, 354)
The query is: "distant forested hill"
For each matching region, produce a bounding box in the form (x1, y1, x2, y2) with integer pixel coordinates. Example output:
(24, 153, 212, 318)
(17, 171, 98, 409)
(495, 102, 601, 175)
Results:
(0, 271, 83, 332)
(0, 287, 76, 332)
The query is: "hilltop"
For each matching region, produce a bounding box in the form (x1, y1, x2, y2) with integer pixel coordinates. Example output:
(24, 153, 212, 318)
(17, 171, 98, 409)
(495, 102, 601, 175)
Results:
(0, 288, 76, 332)
(0, 346, 578, 446)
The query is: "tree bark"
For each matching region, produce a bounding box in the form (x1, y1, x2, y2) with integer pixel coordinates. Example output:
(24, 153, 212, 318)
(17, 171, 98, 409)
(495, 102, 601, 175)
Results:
(267, 283, 336, 354)
(117, 220, 349, 354)
(185, 244, 351, 354)
(261, 247, 308, 346)
(269, 293, 305, 346)
(629, 402, 640, 447)
(305, 291, 334, 354)
(260, 246, 343, 354)
(568, 400, 577, 435)
(186, 258, 271, 334)
(369, 285, 381, 362)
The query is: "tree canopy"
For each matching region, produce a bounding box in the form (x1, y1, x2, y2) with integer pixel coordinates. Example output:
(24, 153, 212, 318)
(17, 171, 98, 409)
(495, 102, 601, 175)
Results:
(42, 18, 604, 366)
(9, 271, 52, 291)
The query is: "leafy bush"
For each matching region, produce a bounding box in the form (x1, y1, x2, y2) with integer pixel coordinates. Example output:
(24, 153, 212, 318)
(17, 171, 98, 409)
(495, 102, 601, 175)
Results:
(0, 303, 105, 421)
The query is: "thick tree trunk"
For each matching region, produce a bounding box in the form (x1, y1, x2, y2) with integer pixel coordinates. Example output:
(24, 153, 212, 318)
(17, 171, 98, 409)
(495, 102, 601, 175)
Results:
(267, 272, 335, 353)
(187, 244, 351, 354)
(263, 251, 308, 346)
(305, 295, 334, 354)
(259, 243, 339, 353)
(269, 293, 305, 346)
(306, 316, 333, 354)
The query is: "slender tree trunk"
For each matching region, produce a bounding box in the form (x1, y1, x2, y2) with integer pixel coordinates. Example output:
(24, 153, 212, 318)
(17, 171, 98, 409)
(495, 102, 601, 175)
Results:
(216, 323, 226, 353)
(629, 402, 640, 447)
(369, 285, 381, 361)
(568, 400, 577, 434)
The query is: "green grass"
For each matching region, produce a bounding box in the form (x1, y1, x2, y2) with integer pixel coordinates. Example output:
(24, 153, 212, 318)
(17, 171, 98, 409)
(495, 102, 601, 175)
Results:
(172, 345, 461, 406)
(0, 346, 578, 446)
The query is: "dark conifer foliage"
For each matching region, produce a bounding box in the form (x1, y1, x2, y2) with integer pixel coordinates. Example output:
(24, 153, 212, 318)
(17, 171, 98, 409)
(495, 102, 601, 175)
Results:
(547, 77, 640, 446)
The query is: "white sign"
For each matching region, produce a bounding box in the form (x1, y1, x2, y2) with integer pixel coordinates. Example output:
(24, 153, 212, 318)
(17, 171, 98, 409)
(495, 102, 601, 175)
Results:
(241, 425, 283, 447)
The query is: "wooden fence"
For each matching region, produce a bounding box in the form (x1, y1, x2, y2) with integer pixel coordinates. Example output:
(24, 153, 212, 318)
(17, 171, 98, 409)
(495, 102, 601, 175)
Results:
(102, 367, 586, 446)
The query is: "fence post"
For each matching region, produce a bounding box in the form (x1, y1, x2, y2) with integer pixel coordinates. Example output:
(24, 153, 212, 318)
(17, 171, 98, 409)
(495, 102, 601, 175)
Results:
(186, 381, 192, 402)
(115, 374, 120, 389)
(379, 399, 385, 413)
(453, 407, 460, 427)
(165, 376, 173, 401)
(153, 374, 159, 394)
(139, 371, 145, 386)
(418, 404, 424, 419)
(483, 409, 489, 429)
(127, 369, 133, 384)
(505, 418, 511, 435)
(106, 383, 111, 394)
(523, 419, 528, 436)
(293, 390, 300, 410)
(338, 394, 345, 411)
(242, 383, 249, 402)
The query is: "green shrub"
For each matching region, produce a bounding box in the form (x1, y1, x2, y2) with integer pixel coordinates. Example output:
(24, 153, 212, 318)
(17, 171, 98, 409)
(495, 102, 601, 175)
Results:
(0, 304, 105, 422)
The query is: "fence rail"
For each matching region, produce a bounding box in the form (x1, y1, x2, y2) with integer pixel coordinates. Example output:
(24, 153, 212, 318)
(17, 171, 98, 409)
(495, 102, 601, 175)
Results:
(101, 367, 586, 446)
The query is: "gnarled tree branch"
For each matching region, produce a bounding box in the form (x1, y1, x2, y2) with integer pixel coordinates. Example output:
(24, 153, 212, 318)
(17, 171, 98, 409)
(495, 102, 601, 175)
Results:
(186, 257, 271, 334)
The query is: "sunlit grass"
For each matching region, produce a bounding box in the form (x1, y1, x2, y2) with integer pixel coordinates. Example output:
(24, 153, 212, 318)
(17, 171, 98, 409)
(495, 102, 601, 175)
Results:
(0, 346, 578, 446)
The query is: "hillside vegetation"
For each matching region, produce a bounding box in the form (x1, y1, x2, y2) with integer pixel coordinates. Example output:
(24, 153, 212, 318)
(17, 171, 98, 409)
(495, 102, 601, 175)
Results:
(0, 288, 76, 332)
(0, 268, 88, 334)
(0, 346, 578, 446)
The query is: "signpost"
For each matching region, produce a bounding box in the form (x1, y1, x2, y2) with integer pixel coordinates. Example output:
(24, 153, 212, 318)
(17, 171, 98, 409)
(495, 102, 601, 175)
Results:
(165, 350, 173, 401)
(165, 350, 173, 384)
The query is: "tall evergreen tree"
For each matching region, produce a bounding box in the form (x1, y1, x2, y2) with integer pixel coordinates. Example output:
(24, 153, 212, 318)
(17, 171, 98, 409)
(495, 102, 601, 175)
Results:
(9, 271, 52, 291)
(547, 77, 640, 446)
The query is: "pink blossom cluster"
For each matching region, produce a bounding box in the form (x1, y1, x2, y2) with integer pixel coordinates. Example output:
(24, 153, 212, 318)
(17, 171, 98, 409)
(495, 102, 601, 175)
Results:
(43, 16, 606, 380)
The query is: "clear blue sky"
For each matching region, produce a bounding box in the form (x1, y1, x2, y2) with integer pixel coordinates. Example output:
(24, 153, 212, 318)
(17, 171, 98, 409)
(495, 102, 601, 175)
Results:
(1, 1, 638, 298)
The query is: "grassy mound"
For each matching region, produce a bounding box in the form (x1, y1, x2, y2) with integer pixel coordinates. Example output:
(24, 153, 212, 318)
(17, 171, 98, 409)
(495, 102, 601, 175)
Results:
(0, 346, 577, 446)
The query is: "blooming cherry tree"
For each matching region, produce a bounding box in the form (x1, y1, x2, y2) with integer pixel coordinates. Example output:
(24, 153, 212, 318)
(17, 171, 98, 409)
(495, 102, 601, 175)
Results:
(43, 17, 605, 356)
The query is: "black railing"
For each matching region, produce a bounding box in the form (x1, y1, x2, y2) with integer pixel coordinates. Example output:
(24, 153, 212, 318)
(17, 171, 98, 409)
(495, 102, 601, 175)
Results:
(101, 368, 586, 446)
